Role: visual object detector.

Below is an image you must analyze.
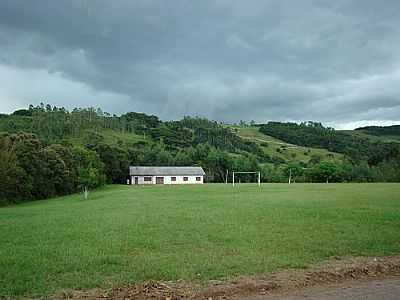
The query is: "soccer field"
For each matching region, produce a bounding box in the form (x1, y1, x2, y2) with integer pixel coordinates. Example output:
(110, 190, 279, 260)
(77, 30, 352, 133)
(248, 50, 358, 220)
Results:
(1, 183, 400, 297)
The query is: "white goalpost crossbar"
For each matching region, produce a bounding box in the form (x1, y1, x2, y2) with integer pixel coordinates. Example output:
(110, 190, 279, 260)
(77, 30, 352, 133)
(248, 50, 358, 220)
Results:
(232, 171, 261, 187)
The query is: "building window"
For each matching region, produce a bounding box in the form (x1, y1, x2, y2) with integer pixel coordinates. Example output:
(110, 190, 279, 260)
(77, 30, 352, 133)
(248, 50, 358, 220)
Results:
(196, 177, 201, 181)
(183, 177, 188, 181)
(144, 176, 152, 182)
(171, 177, 176, 181)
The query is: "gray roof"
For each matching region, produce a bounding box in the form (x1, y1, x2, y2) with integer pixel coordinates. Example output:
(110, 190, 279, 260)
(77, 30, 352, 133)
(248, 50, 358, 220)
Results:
(129, 166, 205, 176)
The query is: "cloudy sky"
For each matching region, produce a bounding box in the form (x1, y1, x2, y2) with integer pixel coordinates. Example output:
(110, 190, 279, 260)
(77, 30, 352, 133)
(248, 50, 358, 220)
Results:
(0, 0, 399, 129)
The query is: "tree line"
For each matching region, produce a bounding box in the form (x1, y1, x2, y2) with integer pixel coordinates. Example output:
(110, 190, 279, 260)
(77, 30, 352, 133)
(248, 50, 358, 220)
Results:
(0, 133, 105, 204)
(355, 125, 400, 137)
(262, 159, 400, 183)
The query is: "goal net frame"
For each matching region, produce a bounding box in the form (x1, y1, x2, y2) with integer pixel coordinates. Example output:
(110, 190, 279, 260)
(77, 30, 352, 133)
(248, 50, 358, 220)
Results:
(232, 171, 261, 187)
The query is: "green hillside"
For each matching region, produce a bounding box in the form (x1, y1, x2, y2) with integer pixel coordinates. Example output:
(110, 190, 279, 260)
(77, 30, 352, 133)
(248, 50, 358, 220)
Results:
(343, 129, 400, 143)
(259, 122, 400, 165)
(232, 126, 343, 164)
(354, 125, 400, 139)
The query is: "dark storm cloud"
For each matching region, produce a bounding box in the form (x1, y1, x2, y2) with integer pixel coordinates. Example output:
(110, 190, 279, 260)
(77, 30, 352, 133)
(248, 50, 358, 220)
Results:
(0, 0, 399, 128)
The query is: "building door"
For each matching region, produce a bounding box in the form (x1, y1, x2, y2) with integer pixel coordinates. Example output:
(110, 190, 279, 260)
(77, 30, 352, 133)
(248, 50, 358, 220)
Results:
(156, 177, 164, 184)
(134, 177, 138, 185)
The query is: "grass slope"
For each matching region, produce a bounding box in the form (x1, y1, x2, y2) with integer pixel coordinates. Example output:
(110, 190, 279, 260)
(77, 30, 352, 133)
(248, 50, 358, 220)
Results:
(1, 184, 400, 297)
(233, 126, 343, 163)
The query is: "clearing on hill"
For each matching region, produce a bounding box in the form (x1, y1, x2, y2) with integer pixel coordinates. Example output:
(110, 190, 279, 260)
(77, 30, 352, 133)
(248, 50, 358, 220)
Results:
(232, 126, 343, 164)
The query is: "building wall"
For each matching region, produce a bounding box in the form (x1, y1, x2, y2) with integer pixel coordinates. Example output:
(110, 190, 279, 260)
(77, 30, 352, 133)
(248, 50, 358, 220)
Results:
(131, 175, 203, 185)
(132, 176, 155, 185)
(164, 175, 203, 184)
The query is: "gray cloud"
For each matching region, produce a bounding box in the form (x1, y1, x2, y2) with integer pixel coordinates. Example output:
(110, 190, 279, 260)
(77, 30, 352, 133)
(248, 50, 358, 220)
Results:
(0, 0, 400, 128)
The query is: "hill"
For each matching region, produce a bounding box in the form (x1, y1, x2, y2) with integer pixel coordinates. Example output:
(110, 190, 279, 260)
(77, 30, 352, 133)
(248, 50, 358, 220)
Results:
(342, 129, 400, 144)
(1, 104, 400, 204)
(259, 121, 400, 164)
(232, 126, 343, 164)
(355, 124, 400, 136)
(351, 125, 400, 143)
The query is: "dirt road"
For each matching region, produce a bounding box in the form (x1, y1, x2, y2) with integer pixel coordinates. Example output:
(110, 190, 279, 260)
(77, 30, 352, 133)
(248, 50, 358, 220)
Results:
(242, 277, 400, 300)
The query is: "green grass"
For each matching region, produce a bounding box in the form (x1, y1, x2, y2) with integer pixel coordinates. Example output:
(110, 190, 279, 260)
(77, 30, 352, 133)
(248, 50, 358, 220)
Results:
(1, 184, 400, 297)
(233, 126, 342, 163)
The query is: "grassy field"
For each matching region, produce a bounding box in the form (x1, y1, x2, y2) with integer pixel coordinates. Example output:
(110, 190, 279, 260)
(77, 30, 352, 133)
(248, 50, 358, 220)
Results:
(1, 184, 400, 297)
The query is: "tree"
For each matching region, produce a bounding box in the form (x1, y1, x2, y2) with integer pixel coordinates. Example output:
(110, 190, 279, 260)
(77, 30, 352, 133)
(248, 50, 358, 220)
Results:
(260, 164, 285, 183)
(94, 144, 129, 184)
(0, 134, 28, 203)
(12, 109, 32, 116)
(174, 150, 193, 166)
(46, 144, 76, 193)
(308, 161, 339, 183)
(203, 148, 232, 182)
(11, 133, 44, 199)
(38, 146, 72, 198)
(0, 133, 88, 203)
(71, 147, 105, 200)
(284, 163, 303, 183)
(232, 154, 260, 182)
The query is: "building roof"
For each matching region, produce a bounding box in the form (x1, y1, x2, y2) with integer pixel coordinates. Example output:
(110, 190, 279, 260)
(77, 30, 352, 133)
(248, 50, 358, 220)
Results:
(129, 166, 205, 176)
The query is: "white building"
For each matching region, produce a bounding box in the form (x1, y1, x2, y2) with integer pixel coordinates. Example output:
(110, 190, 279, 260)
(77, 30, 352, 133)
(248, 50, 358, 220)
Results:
(129, 166, 205, 185)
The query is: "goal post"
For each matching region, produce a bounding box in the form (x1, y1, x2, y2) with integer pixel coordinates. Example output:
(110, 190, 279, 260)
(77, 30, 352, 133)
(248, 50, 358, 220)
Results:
(232, 171, 261, 187)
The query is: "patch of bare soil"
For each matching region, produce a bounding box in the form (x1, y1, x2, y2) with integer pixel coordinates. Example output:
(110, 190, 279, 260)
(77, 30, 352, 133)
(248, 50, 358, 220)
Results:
(58, 255, 400, 300)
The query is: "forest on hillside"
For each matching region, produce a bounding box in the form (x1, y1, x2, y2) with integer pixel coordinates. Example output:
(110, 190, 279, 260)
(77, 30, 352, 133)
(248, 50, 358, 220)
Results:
(355, 125, 400, 137)
(259, 122, 400, 165)
(1, 104, 400, 204)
